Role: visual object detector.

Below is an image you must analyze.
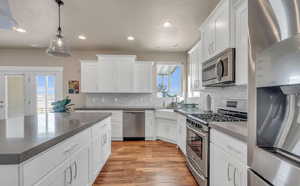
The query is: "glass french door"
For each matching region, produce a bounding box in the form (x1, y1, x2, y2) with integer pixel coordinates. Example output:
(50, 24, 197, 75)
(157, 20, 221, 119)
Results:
(0, 68, 63, 119)
(35, 74, 57, 114)
(0, 73, 26, 119)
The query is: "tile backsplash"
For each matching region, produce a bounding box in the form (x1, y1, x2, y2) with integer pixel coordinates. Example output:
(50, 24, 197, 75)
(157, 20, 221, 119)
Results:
(86, 93, 175, 107)
(86, 85, 248, 111)
(187, 85, 248, 112)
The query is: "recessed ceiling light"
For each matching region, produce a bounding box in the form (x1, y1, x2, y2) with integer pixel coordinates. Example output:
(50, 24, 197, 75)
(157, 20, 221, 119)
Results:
(163, 21, 172, 28)
(13, 27, 26, 33)
(127, 36, 135, 41)
(78, 35, 87, 40)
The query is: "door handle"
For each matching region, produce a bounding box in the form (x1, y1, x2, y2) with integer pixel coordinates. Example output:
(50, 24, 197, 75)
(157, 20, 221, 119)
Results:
(65, 166, 72, 185)
(233, 168, 237, 186)
(227, 162, 232, 182)
(73, 161, 78, 180)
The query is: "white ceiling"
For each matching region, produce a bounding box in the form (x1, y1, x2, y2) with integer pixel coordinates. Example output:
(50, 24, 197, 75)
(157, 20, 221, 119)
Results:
(0, 0, 219, 52)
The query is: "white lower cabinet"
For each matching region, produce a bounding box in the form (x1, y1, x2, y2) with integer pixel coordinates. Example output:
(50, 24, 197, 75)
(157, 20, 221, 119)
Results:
(210, 129, 247, 186)
(76, 110, 123, 141)
(177, 114, 187, 155)
(33, 160, 70, 186)
(90, 118, 111, 183)
(9, 117, 113, 186)
(155, 111, 177, 144)
(145, 110, 156, 140)
(70, 146, 90, 186)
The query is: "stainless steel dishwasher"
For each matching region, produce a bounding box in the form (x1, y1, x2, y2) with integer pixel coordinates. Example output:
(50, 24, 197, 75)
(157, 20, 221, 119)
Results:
(123, 110, 145, 140)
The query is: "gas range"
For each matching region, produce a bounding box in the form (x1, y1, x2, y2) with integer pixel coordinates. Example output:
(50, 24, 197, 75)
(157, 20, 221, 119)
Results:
(185, 99, 247, 186)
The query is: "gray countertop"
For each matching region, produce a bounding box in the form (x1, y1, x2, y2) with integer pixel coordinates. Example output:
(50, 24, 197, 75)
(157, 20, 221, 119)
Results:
(0, 112, 111, 165)
(174, 108, 204, 115)
(75, 106, 156, 111)
(209, 121, 248, 142)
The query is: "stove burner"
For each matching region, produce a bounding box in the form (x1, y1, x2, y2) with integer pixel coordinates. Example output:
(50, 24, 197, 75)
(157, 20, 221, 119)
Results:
(190, 113, 246, 123)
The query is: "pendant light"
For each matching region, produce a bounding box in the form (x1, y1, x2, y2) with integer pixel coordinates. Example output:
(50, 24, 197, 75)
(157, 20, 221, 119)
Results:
(46, 0, 71, 57)
(0, 0, 18, 30)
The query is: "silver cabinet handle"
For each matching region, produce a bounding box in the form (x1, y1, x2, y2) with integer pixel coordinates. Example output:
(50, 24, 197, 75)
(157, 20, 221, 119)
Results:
(233, 168, 237, 186)
(65, 166, 72, 185)
(227, 162, 232, 182)
(73, 161, 78, 180)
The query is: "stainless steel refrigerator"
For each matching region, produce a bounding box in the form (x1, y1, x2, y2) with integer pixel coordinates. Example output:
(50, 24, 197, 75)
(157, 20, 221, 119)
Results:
(249, 0, 300, 185)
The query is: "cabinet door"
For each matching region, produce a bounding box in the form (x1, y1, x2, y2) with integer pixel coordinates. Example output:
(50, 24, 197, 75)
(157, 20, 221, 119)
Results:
(92, 135, 103, 179)
(213, 0, 230, 55)
(70, 146, 90, 186)
(189, 41, 203, 91)
(34, 160, 70, 186)
(116, 60, 134, 92)
(102, 126, 111, 163)
(227, 153, 248, 186)
(181, 122, 187, 155)
(202, 23, 211, 61)
(235, 0, 248, 85)
(97, 62, 117, 92)
(134, 62, 153, 92)
(165, 122, 177, 143)
(145, 110, 155, 140)
(106, 121, 112, 159)
(210, 143, 230, 186)
(0, 73, 5, 120)
(81, 62, 98, 93)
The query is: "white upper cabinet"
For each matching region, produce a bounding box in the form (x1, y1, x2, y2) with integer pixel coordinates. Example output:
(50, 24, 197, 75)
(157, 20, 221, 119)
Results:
(213, 0, 231, 55)
(97, 55, 135, 93)
(134, 61, 153, 93)
(97, 61, 117, 92)
(234, 0, 248, 85)
(201, 0, 234, 62)
(81, 55, 153, 93)
(81, 61, 98, 93)
(189, 40, 204, 91)
(116, 60, 134, 92)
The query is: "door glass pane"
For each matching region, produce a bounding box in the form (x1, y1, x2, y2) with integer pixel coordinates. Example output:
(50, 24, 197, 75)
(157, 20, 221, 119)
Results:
(47, 76, 56, 112)
(6, 75, 25, 118)
(187, 128, 203, 159)
(36, 75, 56, 113)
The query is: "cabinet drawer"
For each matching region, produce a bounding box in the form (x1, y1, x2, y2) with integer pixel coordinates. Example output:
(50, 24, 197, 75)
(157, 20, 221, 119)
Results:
(210, 129, 247, 164)
(23, 129, 91, 186)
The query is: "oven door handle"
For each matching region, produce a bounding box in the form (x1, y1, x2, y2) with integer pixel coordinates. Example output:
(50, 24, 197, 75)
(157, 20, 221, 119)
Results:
(216, 58, 224, 81)
(187, 159, 206, 181)
(187, 125, 208, 138)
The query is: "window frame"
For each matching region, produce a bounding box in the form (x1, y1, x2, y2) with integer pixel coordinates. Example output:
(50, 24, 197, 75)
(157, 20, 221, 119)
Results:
(154, 62, 184, 98)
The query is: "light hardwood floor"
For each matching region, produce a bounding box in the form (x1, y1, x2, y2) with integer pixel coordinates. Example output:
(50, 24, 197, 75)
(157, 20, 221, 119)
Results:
(93, 141, 198, 186)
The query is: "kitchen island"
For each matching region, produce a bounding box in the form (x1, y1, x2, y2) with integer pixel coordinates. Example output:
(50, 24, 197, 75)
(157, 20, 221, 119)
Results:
(0, 112, 112, 186)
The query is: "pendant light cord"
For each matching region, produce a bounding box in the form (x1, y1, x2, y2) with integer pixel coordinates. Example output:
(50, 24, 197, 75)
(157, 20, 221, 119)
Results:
(56, 0, 64, 35)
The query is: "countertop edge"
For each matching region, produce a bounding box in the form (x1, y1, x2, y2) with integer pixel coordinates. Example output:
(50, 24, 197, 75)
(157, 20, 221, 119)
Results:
(75, 107, 156, 111)
(0, 113, 112, 165)
(209, 123, 248, 143)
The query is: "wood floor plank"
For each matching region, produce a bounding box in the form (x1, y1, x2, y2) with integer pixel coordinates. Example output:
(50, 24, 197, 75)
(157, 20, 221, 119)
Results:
(93, 141, 198, 186)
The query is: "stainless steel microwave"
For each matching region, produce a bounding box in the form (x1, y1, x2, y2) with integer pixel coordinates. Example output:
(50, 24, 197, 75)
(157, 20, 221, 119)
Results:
(202, 48, 235, 87)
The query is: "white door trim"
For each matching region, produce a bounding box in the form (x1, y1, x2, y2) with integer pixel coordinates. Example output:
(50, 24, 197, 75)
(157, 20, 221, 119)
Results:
(0, 66, 63, 72)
